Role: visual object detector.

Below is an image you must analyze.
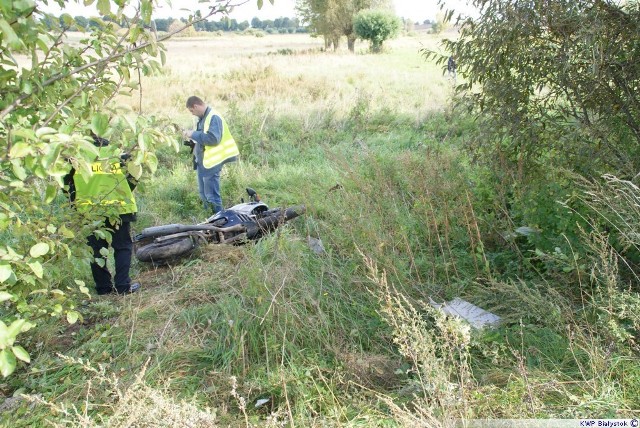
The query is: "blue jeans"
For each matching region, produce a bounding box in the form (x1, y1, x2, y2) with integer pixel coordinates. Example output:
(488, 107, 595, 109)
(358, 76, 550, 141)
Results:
(196, 162, 224, 213)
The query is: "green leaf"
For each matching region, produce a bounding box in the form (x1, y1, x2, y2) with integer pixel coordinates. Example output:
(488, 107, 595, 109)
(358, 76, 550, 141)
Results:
(8, 142, 31, 158)
(60, 14, 74, 26)
(45, 184, 58, 204)
(11, 160, 26, 181)
(29, 243, 49, 258)
(137, 132, 147, 152)
(66, 311, 80, 325)
(59, 225, 75, 239)
(257, 0, 263, 9)
(145, 152, 158, 174)
(0, 320, 7, 347)
(21, 81, 32, 95)
(6, 319, 25, 343)
(97, 0, 110, 15)
(0, 349, 16, 377)
(35, 127, 58, 138)
(91, 113, 110, 137)
(0, 19, 21, 50)
(141, 0, 152, 23)
(76, 137, 101, 158)
(75, 279, 90, 296)
(0, 264, 13, 283)
(127, 162, 143, 180)
(11, 346, 30, 363)
(0, 214, 9, 232)
(27, 261, 43, 279)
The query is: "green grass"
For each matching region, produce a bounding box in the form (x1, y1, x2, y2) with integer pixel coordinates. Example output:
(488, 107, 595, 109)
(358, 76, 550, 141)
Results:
(2, 32, 639, 426)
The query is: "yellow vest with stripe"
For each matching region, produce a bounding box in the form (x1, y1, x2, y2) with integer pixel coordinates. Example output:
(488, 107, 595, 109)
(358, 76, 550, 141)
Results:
(73, 146, 137, 215)
(201, 109, 240, 169)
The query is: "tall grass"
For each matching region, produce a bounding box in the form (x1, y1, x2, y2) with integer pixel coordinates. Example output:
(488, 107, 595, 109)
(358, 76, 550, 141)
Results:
(4, 32, 639, 427)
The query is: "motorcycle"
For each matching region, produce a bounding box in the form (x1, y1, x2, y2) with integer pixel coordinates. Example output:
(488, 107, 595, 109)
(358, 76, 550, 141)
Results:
(133, 188, 305, 264)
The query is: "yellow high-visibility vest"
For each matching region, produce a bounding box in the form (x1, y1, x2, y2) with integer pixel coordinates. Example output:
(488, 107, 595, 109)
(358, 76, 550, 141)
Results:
(73, 146, 137, 215)
(201, 110, 240, 169)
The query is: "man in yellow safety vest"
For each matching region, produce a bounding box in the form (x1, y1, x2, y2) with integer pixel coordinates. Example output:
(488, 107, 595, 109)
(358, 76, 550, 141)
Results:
(64, 134, 141, 295)
(183, 96, 239, 214)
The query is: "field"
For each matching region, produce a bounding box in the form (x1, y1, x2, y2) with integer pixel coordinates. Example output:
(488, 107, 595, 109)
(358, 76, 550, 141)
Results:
(120, 33, 451, 123)
(3, 30, 639, 427)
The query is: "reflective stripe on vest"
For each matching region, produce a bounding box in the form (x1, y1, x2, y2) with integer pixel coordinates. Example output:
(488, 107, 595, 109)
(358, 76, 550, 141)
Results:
(201, 110, 240, 169)
(73, 146, 137, 215)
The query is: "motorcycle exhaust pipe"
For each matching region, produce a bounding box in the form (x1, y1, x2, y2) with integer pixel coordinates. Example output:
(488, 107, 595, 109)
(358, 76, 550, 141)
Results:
(246, 205, 306, 239)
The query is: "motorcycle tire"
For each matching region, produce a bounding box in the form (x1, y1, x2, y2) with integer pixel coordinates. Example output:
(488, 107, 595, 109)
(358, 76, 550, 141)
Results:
(135, 236, 198, 264)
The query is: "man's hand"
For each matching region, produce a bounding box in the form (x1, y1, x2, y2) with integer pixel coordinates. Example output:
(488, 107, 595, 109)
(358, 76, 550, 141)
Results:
(182, 129, 193, 139)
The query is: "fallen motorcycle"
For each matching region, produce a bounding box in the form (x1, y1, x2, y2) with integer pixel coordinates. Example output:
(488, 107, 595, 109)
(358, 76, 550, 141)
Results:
(134, 188, 305, 264)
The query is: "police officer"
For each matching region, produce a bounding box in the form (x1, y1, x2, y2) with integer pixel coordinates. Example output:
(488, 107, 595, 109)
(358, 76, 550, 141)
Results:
(182, 96, 239, 214)
(64, 134, 141, 295)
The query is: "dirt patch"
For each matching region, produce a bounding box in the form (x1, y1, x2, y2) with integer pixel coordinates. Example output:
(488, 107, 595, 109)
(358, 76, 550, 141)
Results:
(337, 351, 403, 390)
(199, 244, 247, 264)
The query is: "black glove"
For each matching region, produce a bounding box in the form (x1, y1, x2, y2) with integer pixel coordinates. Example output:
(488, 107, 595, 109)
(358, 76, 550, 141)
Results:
(183, 140, 195, 149)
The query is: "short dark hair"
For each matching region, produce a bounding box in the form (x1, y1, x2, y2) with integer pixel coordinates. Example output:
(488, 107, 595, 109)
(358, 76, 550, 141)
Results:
(186, 96, 204, 108)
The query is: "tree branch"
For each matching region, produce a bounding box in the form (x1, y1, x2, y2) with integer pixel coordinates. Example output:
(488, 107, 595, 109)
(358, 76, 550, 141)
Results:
(0, 6, 220, 121)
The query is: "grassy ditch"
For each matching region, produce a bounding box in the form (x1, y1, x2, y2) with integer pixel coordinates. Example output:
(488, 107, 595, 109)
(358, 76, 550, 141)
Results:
(1, 33, 638, 426)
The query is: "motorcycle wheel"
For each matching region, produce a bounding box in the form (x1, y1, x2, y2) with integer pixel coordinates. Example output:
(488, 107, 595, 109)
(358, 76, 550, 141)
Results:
(135, 236, 198, 264)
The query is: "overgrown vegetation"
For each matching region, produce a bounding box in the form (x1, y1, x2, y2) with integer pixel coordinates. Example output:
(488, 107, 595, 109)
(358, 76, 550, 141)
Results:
(1, 0, 639, 426)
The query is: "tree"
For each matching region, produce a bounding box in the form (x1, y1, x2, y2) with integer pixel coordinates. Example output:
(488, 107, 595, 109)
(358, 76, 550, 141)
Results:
(0, 0, 239, 378)
(251, 17, 263, 28)
(403, 17, 414, 33)
(74, 15, 89, 30)
(427, 0, 640, 177)
(353, 9, 401, 53)
(421, 0, 640, 264)
(431, 11, 451, 34)
(169, 19, 197, 36)
(154, 18, 172, 32)
(296, 0, 391, 52)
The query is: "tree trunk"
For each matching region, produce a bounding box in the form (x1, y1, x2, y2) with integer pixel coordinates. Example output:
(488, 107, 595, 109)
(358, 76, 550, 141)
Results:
(324, 35, 331, 50)
(347, 35, 356, 53)
(332, 35, 340, 51)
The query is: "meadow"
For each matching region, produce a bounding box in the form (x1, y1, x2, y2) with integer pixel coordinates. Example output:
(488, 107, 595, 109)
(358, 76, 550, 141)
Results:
(3, 31, 638, 427)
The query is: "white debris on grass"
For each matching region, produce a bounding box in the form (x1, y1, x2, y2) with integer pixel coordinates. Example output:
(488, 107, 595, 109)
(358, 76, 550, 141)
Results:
(429, 297, 501, 329)
(255, 398, 270, 408)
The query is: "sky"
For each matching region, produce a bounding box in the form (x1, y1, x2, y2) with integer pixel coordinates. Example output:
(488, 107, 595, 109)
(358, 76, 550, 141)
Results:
(221, 0, 446, 23)
(39, 0, 472, 24)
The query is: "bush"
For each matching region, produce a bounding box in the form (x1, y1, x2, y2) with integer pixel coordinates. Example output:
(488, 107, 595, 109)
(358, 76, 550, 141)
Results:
(353, 9, 401, 53)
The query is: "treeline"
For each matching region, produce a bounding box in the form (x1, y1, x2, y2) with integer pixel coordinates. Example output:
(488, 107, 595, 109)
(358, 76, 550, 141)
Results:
(42, 15, 308, 34)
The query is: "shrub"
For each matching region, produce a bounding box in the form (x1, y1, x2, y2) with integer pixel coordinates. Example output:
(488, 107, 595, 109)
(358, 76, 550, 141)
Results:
(353, 9, 401, 53)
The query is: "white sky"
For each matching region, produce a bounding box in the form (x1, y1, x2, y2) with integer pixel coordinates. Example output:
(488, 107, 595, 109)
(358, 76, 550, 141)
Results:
(39, 0, 473, 23)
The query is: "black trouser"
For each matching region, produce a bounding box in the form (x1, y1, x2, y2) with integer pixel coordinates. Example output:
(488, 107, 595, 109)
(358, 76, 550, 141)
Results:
(87, 219, 133, 294)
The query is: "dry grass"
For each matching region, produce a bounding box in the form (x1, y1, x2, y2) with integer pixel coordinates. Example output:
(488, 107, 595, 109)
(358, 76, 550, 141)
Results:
(26, 356, 219, 428)
(116, 33, 452, 125)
